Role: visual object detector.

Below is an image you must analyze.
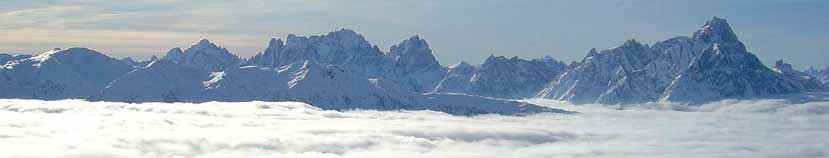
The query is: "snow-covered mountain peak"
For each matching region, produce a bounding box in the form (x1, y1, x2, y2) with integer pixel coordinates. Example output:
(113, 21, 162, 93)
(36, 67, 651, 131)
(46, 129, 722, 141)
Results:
(164, 47, 184, 60)
(30, 48, 109, 64)
(389, 35, 441, 72)
(1, 47, 132, 99)
(197, 39, 212, 46)
(190, 39, 224, 51)
(693, 17, 741, 46)
(163, 39, 241, 72)
(437, 54, 568, 99)
(621, 39, 644, 48)
(449, 61, 472, 69)
(327, 29, 367, 42)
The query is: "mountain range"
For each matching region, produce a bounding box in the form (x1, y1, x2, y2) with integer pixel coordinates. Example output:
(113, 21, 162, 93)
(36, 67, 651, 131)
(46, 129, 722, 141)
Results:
(1, 17, 826, 114)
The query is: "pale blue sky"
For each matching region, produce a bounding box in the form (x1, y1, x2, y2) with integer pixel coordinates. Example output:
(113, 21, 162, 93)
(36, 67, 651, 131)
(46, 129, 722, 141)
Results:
(1, 0, 827, 68)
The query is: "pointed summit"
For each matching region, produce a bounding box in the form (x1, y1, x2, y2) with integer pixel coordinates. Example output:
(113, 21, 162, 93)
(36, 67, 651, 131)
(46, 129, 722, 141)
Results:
(163, 47, 184, 61)
(389, 35, 440, 72)
(407, 34, 422, 41)
(173, 39, 241, 72)
(586, 48, 598, 57)
(198, 39, 211, 45)
(693, 17, 740, 45)
(621, 39, 645, 48)
(326, 29, 367, 44)
(773, 60, 796, 73)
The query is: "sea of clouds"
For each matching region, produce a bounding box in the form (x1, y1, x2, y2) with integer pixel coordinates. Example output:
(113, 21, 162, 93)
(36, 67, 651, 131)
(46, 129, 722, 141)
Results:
(0, 98, 827, 158)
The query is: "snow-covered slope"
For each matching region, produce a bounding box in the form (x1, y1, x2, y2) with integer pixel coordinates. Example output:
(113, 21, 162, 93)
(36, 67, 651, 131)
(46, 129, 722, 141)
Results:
(91, 59, 210, 102)
(0, 54, 32, 65)
(435, 55, 567, 99)
(0, 48, 132, 99)
(539, 17, 825, 104)
(94, 60, 561, 115)
(205, 61, 419, 108)
(164, 39, 242, 72)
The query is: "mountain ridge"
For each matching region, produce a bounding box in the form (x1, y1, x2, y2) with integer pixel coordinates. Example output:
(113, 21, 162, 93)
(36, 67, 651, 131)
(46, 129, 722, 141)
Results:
(1, 17, 825, 111)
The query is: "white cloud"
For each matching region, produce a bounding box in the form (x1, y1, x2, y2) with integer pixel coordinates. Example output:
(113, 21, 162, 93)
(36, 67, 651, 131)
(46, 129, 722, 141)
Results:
(0, 99, 827, 157)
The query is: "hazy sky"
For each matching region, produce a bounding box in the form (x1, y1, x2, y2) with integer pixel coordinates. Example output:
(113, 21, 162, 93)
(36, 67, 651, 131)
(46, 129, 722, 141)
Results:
(1, 0, 827, 68)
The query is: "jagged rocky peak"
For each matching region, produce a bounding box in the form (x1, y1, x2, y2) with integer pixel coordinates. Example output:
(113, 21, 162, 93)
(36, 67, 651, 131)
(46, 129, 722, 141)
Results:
(284, 29, 372, 49)
(268, 38, 285, 50)
(586, 48, 598, 57)
(164, 39, 241, 72)
(599, 38, 656, 69)
(187, 39, 232, 54)
(164, 47, 184, 60)
(389, 35, 441, 72)
(327, 29, 370, 45)
(277, 29, 384, 66)
(773, 60, 796, 73)
(621, 39, 644, 48)
(248, 38, 286, 67)
(436, 54, 568, 99)
(693, 17, 745, 49)
(537, 17, 817, 105)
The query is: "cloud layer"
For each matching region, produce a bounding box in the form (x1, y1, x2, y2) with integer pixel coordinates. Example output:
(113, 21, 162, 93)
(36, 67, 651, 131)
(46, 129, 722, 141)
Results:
(0, 99, 827, 157)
